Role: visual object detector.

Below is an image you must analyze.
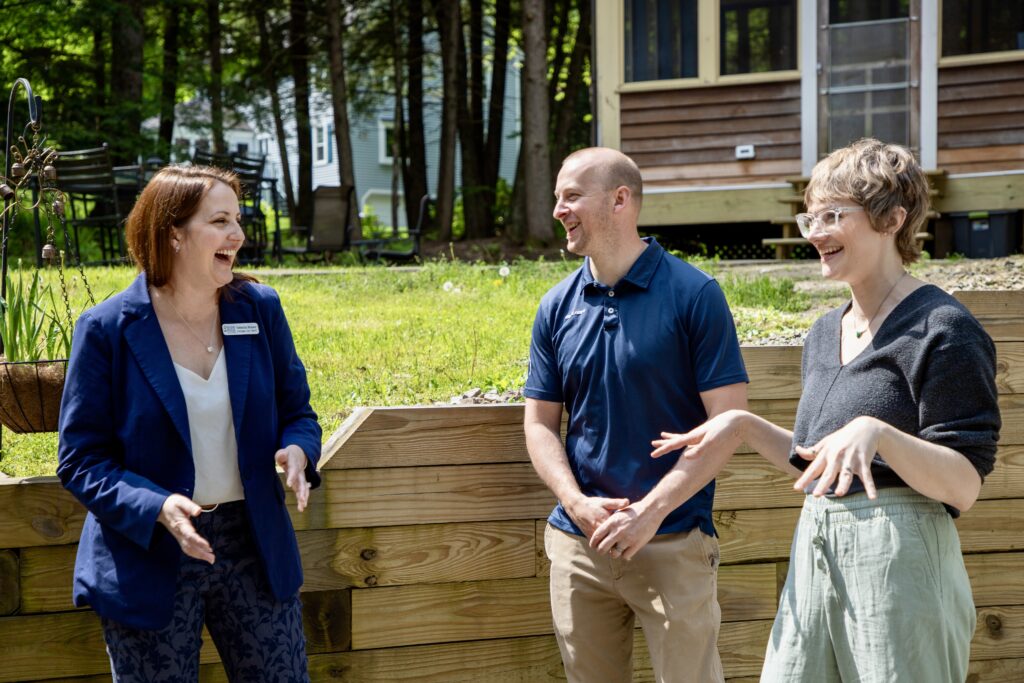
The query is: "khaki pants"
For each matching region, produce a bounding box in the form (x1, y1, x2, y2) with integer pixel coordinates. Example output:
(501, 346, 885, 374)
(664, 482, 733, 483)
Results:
(544, 524, 725, 683)
(761, 488, 976, 683)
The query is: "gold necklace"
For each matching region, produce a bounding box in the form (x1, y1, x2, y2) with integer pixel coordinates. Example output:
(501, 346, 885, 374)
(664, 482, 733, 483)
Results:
(851, 272, 906, 339)
(156, 290, 219, 353)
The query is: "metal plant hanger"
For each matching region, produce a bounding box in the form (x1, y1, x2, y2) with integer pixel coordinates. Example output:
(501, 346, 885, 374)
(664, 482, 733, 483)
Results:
(0, 78, 97, 434)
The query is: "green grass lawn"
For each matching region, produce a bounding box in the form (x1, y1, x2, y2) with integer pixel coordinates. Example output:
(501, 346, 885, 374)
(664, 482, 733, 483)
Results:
(0, 258, 832, 477)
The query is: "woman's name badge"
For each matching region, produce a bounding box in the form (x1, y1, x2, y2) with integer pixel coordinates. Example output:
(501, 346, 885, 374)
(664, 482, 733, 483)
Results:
(222, 323, 259, 336)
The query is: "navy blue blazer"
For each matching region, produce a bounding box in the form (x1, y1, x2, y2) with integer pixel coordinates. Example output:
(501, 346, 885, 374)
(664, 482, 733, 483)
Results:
(57, 273, 322, 629)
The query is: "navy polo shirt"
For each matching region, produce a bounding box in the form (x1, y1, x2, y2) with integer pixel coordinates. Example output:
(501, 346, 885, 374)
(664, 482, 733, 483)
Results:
(524, 237, 748, 537)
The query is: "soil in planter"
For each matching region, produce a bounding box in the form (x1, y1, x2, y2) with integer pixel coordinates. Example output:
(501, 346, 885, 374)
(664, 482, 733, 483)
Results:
(0, 360, 66, 433)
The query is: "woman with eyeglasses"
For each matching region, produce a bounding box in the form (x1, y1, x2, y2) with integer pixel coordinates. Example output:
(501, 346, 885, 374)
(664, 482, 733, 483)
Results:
(651, 138, 1000, 682)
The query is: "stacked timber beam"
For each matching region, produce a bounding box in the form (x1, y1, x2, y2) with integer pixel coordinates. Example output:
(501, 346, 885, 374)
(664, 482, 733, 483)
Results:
(0, 291, 1022, 681)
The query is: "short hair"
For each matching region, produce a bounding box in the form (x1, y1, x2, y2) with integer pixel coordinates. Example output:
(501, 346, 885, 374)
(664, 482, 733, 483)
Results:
(805, 138, 930, 264)
(562, 147, 644, 208)
(125, 165, 242, 287)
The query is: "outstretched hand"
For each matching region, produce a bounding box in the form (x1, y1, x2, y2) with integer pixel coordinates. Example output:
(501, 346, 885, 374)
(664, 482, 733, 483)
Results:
(276, 445, 311, 512)
(793, 416, 881, 498)
(158, 493, 215, 564)
(651, 410, 745, 461)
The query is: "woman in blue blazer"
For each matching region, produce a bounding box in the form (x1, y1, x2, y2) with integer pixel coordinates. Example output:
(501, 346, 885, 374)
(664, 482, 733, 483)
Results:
(58, 165, 321, 682)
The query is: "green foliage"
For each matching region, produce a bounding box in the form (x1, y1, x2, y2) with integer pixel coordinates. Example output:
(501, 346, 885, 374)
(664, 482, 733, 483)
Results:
(719, 274, 809, 313)
(0, 268, 72, 362)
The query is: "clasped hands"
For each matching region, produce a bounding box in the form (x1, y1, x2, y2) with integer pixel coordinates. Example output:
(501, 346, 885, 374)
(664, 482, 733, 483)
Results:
(568, 494, 662, 562)
(158, 445, 311, 563)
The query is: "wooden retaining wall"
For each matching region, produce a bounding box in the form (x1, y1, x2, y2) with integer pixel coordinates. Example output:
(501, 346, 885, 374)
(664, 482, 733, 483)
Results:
(0, 291, 1021, 681)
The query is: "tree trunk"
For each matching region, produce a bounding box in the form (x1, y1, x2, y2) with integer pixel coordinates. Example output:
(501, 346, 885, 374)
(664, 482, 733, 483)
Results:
(551, 0, 590, 173)
(109, 0, 144, 164)
(389, 0, 405, 236)
(325, 0, 358, 242)
(481, 0, 509, 192)
(402, 0, 428, 232)
(521, 0, 553, 244)
(92, 19, 106, 135)
(434, 0, 460, 242)
(208, 0, 225, 154)
(158, 2, 181, 161)
(257, 11, 296, 221)
(456, 0, 490, 239)
(290, 0, 313, 230)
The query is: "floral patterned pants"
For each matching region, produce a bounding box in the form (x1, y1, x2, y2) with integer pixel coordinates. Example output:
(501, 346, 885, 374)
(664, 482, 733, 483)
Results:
(101, 501, 309, 682)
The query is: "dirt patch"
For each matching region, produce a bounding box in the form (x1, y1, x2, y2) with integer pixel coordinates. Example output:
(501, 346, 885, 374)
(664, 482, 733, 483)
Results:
(420, 238, 578, 264)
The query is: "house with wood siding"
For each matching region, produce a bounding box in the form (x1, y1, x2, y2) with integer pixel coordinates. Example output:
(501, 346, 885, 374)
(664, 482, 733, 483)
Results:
(595, 0, 1024, 258)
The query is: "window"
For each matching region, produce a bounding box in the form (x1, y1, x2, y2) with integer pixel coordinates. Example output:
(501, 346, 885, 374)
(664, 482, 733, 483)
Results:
(258, 138, 270, 156)
(720, 0, 797, 75)
(235, 142, 249, 156)
(942, 1, 1024, 57)
(624, 0, 698, 82)
(326, 123, 335, 164)
(622, 0, 798, 84)
(828, 0, 908, 24)
(378, 119, 396, 164)
(823, 1, 911, 151)
(314, 124, 326, 164)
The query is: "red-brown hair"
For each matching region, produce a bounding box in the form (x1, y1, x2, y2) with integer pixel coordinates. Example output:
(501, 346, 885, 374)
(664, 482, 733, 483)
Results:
(125, 165, 251, 288)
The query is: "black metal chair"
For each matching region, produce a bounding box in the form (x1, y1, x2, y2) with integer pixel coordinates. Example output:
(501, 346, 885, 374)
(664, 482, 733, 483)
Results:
(280, 185, 356, 262)
(54, 143, 126, 264)
(356, 193, 430, 263)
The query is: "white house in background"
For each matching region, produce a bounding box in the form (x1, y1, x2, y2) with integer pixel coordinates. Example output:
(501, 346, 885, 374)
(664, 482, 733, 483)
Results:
(259, 64, 522, 229)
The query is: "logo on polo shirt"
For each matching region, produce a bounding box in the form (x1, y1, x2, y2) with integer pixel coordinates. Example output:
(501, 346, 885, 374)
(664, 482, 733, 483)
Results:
(564, 310, 585, 321)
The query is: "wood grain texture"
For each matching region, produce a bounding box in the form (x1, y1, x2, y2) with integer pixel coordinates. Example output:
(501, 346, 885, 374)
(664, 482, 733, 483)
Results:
(0, 477, 85, 550)
(19, 543, 78, 614)
(350, 576, 552, 649)
(292, 464, 555, 530)
(298, 521, 537, 591)
(973, 605, 1024, 661)
(957, 499, 1024, 554)
(955, 292, 1024, 342)
(350, 567, 780, 651)
(966, 553, 1024, 608)
(321, 405, 528, 470)
(621, 80, 800, 110)
(966, 657, 1024, 683)
(0, 549, 18, 616)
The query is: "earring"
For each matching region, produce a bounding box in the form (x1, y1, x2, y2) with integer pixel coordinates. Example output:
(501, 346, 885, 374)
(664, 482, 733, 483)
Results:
(174, 243, 180, 254)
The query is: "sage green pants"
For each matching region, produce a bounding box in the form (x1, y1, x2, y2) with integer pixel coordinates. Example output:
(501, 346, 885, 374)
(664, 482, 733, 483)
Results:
(761, 488, 975, 683)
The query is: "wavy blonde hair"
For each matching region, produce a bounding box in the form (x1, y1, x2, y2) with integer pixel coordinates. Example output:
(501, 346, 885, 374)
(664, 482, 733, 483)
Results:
(804, 138, 930, 264)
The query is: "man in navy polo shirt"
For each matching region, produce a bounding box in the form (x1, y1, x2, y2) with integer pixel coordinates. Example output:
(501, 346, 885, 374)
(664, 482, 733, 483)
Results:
(524, 147, 748, 683)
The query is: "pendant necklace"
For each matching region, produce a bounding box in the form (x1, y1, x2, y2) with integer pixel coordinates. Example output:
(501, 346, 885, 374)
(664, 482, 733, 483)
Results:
(158, 290, 219, 353)
(852, 272, 906, 339)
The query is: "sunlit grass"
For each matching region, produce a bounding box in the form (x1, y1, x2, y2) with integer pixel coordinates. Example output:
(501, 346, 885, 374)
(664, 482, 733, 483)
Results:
(1, 259, 819, 477)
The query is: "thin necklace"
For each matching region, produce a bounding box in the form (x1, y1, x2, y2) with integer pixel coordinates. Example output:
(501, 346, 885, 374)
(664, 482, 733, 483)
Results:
(851, 272, 906, 339)
(157, 290, 219, 353)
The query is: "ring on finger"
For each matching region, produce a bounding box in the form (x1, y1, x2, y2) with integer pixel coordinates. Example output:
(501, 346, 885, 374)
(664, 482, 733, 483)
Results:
(841, 467, 854, 475)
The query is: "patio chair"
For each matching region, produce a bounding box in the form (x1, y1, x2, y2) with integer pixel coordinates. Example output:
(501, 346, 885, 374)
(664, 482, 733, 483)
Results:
(54, 143, 126, 264)
(280, 184, 356, 262)
(357, 193, 430, 263)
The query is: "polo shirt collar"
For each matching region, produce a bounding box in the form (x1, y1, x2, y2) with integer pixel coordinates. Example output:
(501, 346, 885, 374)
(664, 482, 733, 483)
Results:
(581, 236, 664, 291)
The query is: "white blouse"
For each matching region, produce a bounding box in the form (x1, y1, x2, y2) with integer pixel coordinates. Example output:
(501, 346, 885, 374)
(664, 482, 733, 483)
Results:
(172, 348, 245, 505)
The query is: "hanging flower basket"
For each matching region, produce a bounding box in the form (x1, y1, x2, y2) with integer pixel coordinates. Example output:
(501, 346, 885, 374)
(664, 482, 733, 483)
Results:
(0, 358, 66, 432)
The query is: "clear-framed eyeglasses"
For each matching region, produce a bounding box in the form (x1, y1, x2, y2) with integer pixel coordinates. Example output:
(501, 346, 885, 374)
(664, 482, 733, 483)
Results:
(794, 206, 864, 239)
